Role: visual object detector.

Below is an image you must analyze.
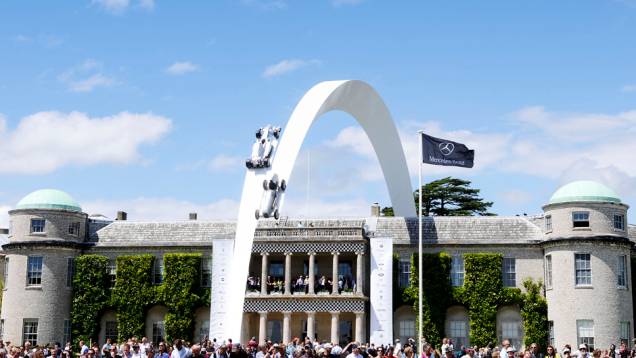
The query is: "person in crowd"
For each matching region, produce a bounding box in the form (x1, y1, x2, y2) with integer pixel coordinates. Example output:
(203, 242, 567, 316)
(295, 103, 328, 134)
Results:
(171, 340, 191, 358)
(578, 345, 590, 358)
(215, 345, 229, 358)
(347, 347, 365, 358)
(131, 345, 144, 358)
(546, 346, 559, 358)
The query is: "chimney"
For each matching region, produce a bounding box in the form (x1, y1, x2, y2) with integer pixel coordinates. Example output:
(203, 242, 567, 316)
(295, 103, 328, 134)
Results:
(189, 212, 198, 221)
(0, 228, 8, 235)
(371, 202, 381, 217)
(116, 211, 127, 221)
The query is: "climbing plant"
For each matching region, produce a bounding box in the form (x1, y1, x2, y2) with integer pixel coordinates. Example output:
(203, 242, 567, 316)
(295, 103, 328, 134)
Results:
(70, 254, 111, 345)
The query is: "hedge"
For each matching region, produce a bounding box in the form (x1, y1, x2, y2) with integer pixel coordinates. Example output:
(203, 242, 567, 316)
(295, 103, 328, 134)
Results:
(70, 255, 111, 344)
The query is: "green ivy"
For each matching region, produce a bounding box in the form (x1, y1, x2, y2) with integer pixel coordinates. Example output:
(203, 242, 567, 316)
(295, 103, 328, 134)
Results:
(70, 255, 111, 345)
(161, 253, 203, 342)
(111, 255, 157, 341)
(520, 279, 548, 347)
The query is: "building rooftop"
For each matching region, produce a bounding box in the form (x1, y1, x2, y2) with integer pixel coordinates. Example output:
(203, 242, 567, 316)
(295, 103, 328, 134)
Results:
(15, 189, 82, 212)
(549, 180, 621, 204)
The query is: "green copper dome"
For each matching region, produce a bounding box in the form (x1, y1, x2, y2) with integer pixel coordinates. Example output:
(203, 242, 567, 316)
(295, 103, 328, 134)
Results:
(16, 189, 82, 212)
(549, 180, 621, 204)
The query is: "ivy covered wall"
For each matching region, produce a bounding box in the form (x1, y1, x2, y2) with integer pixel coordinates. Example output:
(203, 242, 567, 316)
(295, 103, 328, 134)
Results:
(400, 252, 548, 349)
(70, 253, 210, 344)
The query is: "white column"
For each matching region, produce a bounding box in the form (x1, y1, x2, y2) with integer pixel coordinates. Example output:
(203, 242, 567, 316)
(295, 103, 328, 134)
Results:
(308, 252, 316, 294)
(356, 251, 364, 295)
(261, 253, 268, 295)
(285, 252, 292, 295)
(354, 311, 365, 343)
(332, 252, 340, 294)
(306, 311, 316, 342)
(330, 311, 340, 344)
(282, 311, 292, 343)
(258, 311, 268, 345)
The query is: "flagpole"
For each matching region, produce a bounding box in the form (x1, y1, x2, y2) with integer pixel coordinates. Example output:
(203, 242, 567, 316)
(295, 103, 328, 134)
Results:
(417, 131, 424, 353)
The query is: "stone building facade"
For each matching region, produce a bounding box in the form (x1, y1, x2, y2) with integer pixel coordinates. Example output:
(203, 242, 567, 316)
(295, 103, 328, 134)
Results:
(0, 181, 634, 351)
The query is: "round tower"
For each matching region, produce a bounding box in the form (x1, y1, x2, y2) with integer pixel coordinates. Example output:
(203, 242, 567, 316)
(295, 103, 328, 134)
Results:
(542, 181, 633, 349)
(1, 189, 87, 346)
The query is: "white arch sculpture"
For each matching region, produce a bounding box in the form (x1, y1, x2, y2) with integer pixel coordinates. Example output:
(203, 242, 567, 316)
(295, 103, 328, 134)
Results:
(213, 80, 415, 341)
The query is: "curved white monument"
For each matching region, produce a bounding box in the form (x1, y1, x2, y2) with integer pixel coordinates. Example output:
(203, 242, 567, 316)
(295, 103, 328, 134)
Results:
(212, 80, 415, 341)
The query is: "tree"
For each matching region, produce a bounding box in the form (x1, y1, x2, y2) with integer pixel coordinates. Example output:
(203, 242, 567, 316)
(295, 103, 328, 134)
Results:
(381, 176, 494, 216)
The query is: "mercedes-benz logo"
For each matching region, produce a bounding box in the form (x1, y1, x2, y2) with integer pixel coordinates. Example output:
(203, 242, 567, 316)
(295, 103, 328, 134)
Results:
(439, 142, 455, 156)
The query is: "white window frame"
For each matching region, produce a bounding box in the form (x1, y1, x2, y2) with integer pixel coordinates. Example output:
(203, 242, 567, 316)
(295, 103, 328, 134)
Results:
(62, 319, 71, 345)
(398, 260, 411, 288)
(153, 257, 164, 285)
(618, 255, 628, 289)
(3, 257, 8, 289)
(575, 253, 592, 287)
(68, 222, 81, 236)
(451, 255, 465, 287)
(502, 257, 516, 288)
(107, 259, 117, 289)
(152, 321, 165, 345)
(620, 321, 631, 344)
(105, 321, 118, 342)
(501, 321, 522, 351)
(572, 211, 590, 228)
(399, 319, 416, 341)
(545, 215, 552, 232)
(30, 219, 46, 234)
(577, 320, 594, 350)
(0, 319, 4, 340)
(548, 321, 555, 347)
(26, 256, 44, 287)
(201, 257, 212, 288)
(614, 214, 625, 231)
(22, 318, 39, 346)
(449, 320, 468, 349)
(545, 255, 553, 290)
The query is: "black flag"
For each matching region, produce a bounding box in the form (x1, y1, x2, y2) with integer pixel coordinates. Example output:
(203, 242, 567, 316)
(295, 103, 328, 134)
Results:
(421, 133, 474, 168)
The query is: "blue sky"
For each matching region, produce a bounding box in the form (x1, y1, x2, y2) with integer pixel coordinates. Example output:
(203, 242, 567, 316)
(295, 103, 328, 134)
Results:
(1, 0, 636, 225)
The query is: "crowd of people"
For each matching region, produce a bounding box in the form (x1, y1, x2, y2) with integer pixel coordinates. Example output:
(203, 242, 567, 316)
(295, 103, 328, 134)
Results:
(3, 335, 636, 358)
(246, 275, 357, 294)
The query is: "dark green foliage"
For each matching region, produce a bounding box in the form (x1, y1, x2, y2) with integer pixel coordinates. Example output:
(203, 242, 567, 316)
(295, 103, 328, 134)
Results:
(71, 255, 111, 345)
(521, 279, 548, 348)
(463, 253, 503, 347)
(111, 255, 156, 341)
(402, 253, 452, 347)
(381, 207, 395, 217)
(161, 253, 203, 342)
(415, 177, 494, 216)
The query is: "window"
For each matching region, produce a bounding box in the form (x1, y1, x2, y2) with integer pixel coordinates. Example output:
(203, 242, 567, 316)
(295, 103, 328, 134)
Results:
(152, 321, 165, 344)
(548, 321, 555, 347)
(153, 257, 164, 285)
(618, 255, 628, 288)
(27, 256, 43, 286)
(199, 320, 210, 343)
(399, 319, 416, 342)
(545, 215, 552, 232)
(572, 211, 590, 228)
(577, 320, 594, 350)
(269, 262, 284, 279)
(338, 261, 353, 281)
(66, 258, 74, 288)
(614, 214, 625, 230)
(105, 321, 118, 342)
(449, 320, 468, 349)
(575, 253, 592, 286)
(3, 257, 8, 288)
(62, 319, 71, 345)
(201, 257, 212, 288)
(501, 321, 521, 350)
(68, 222, 81, 236)
(22, 319, 38, 345)
(451, 256, 465, 287)
(620, 321, 631, 344)
(398, 260, 411, 288)
(0, 319, 4, 340)
(545, 255, 553, 289)
(107, 260, 117, 289)
(30, 219, 45, 233)
(267, 320, 282, 343)
(502, 258, 516, 287)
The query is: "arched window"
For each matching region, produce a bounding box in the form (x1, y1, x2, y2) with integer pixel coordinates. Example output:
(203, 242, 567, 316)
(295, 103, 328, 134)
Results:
(497, 305, 523, 350)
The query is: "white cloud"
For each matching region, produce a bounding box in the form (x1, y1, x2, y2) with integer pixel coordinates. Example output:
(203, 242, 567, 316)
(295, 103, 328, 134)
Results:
(209, 154, 242, 172)
(262, 59, 320, 78)
(0, 205, 10, 228)
(58, 59, 118, 92)
(165, 61, 199, 75)
(0, 111, 172, 174)
(82, 195, 368, 222)
(240, 0, 287, 10)
(92, 0, 154, 13)
(622, 85, 636, 93)
(14, 34, 32, 43)
(499, 190, 533, 206)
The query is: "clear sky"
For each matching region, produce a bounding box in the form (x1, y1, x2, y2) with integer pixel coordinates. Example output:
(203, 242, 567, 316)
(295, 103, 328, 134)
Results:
(1, 0, 636, 226)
